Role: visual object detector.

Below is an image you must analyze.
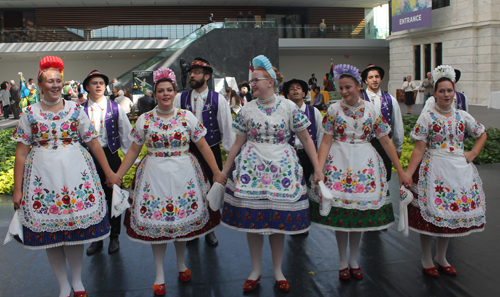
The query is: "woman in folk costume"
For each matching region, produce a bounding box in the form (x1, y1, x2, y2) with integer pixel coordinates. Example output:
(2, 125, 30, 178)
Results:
(11, 56, 120, 297)
(221, 55, 324, 292)
(309, 64, 411, 280)
(405, 65, 487, 277)
(115, 68, 225, 296)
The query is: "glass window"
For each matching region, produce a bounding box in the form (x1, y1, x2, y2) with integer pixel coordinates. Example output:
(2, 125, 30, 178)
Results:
(414, 45, 421, 79)
(432, 0, 450, 10)
(435, 42, 443, 67)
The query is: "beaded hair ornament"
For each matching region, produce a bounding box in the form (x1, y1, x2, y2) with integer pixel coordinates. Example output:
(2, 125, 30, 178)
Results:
(153, 67, 177, 85)
(252, 55, 278, 87)
(333, 64, 361, 83)
(38, 56, 64, 79)
(432, 65, 455, 83)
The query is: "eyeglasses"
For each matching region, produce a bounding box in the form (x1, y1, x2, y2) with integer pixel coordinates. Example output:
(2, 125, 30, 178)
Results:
(188, 70, 205, 75)
(249, 78, 270, 84)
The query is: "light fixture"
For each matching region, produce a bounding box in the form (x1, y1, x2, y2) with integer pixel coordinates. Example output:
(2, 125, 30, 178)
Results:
(86, 56, 89, 58)
(109, 54, 112, 58)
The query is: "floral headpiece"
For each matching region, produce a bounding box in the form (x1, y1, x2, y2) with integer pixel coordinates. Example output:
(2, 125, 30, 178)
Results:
(252, 55, 277, 87)
(153, 68, 176, 85)
(38, 56, 64, 79)
(432, 65, 455, 83)
(333, 64, 361, 83)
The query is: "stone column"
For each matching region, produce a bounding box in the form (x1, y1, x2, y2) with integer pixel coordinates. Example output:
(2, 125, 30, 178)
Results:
(431, 43, 436, 71)
(420, 44, 425, 80)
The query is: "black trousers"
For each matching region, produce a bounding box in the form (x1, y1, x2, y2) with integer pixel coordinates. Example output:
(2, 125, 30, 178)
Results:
(188, 141, 223, 186)
(370, 138, 392, 181)
(11, 101, 20, 119)
(92, 146, 122, 237)
(297, 150, 314, 185)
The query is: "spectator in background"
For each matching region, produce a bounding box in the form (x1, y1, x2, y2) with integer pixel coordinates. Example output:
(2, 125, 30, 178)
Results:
(319, 19, 327, 38)
(1, 81, 11, 120)
(229, 89, 242, 114)
(421, 71, 434, 102)
(238, 82, 252, 103)
(247, 11, 255, 28)
(27, 78, 36, 91)
(75, 81, 84, 96)
(109, 87, 118, 101)
(224, 86, 232, 104)
(115, 89, 133, 116)
(75, 93, 87, 105)
(111, 78, 124, 91)
(237, 11, 244, 28)
(308, 74, 317, 91)
(10, 80, 21, 119)
(402, 75, 417, 114)
(137, 89, 156, 116)
(62, 81, 72, 100)
(207, 13, 214, 24)
(312, 86, 327, 110)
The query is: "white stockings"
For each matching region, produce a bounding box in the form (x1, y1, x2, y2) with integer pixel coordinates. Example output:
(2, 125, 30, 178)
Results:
(335, 231, 362, 269)
(151, 241, 188, 285)
(420, 234, 451, 268)
(246, 233, 286, 281)
(46, 244, 85, 297)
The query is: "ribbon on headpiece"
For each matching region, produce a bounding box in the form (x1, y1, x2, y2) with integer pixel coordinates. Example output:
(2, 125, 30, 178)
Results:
(153, 68, 177, 85)
(333, 64, 361, 83)
(252, 55, 277, 87)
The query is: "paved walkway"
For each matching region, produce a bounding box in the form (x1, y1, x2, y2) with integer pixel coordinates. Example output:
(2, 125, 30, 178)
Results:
(0, 164, 499, 297)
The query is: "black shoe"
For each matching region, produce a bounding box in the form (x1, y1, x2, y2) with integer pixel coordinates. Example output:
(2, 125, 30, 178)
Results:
(205, 232, 218, 247)
(108, 236, 120, 254)
(291, 231, 309, 237)
(86, 240, 103, 256)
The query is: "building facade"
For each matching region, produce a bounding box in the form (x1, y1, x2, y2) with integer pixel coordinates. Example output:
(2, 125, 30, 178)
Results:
(387, 0, 500, 105)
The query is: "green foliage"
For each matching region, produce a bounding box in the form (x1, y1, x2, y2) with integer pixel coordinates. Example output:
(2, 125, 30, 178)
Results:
(464, 127, 500, 165)
(0, 128, 16, 194)
(118, 145, 148, 189)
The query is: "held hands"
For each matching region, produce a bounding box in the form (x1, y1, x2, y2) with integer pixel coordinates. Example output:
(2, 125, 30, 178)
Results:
(213, 170, 227, 186)
(398, 171, 413, 189)
(13, 190, 22, 210)
(464, 151, 478, 163)
(106, 172, 122, 187)
(313, 171, 325, 184)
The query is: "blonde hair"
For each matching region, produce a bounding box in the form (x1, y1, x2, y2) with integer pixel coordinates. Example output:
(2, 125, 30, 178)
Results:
(256, 66, 284, 86)
(37, 68, 62, 83)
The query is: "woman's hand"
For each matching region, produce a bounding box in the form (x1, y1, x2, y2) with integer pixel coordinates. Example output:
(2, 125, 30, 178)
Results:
(13, 190, 22, 210)
(464, 151, 478, 163)
(106, 172, 122, 187)
(213, 170, 227, 186)
(313, 171, 325, 184)
(398, 171, 413, 189)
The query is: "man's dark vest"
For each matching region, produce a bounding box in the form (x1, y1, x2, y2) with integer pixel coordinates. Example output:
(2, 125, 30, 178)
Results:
(83, 99, 121, 153)
(288, 105, 317, 149)
(180, 90, 221, 147)
(361, 91, 393, 138)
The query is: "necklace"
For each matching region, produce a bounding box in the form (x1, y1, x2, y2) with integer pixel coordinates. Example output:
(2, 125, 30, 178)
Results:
(258, 95, 275, 104)
(435, 104, 452, 114)
(157, 107, 174, 114)
(343, 98, 361, 108)
(41, 97, 61, 106)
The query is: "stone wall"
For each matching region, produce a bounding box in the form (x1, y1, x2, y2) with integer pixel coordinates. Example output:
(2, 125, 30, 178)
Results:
(387, 0, 500, 105)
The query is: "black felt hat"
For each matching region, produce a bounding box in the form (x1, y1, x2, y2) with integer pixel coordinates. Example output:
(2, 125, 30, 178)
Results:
(283, 79, 309, 98)
(454, 69, 461, 83)
(83, 70, 109, 91)
(361, 64, 385, 84)
(188, 57, 213, 73)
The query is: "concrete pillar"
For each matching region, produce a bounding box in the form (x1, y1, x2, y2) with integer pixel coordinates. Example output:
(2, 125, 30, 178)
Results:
(420, 44, 425, 80)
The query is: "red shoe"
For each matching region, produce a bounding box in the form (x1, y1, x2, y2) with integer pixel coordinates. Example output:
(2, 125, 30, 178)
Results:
(73, 291, 88, 297)
(152, 284, 165, 296)
(436, 263, 457, 276)
(275, 279, 290, 292)
(422, 266, 439, 277)
(339, 267, 351, 280)
(242, 276, 261, 292)
(179, 269, 191, 282)
(350, 267, 363, 279)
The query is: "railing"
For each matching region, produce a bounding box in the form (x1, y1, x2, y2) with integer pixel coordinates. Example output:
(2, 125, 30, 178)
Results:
(0, 24, 203, 43)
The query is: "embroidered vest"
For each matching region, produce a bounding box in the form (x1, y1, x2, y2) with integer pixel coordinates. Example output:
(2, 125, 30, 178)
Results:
(361, 91, 393, 138)
(455, 92, 467, 112)
(180, 90, 221, 147)
(84, 99, 121, 153)
(288, 105, 317, 149)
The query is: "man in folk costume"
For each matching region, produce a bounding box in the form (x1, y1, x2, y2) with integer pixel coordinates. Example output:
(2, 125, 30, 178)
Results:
(174, 57, 235, 247)
(422, 68, 468, 112)
(83, 70, 134, 255)
(360, 64, 404, 180)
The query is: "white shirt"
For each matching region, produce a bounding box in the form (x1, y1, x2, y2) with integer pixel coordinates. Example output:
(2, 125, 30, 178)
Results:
(422, 92, 469, 113)
(293, 103, 324, 152)
(115, 95, 133, 114)
(174, 87, 235, 151)
(87, 97, 134, 154)
(402, 81, 416, 92)
(365, 89, 404, 152)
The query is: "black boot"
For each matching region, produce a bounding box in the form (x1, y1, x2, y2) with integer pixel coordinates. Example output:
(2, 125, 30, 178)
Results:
(86, 240, 103, 256)
(108, 236, 120, 254)
(205, 231, 218, 247)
